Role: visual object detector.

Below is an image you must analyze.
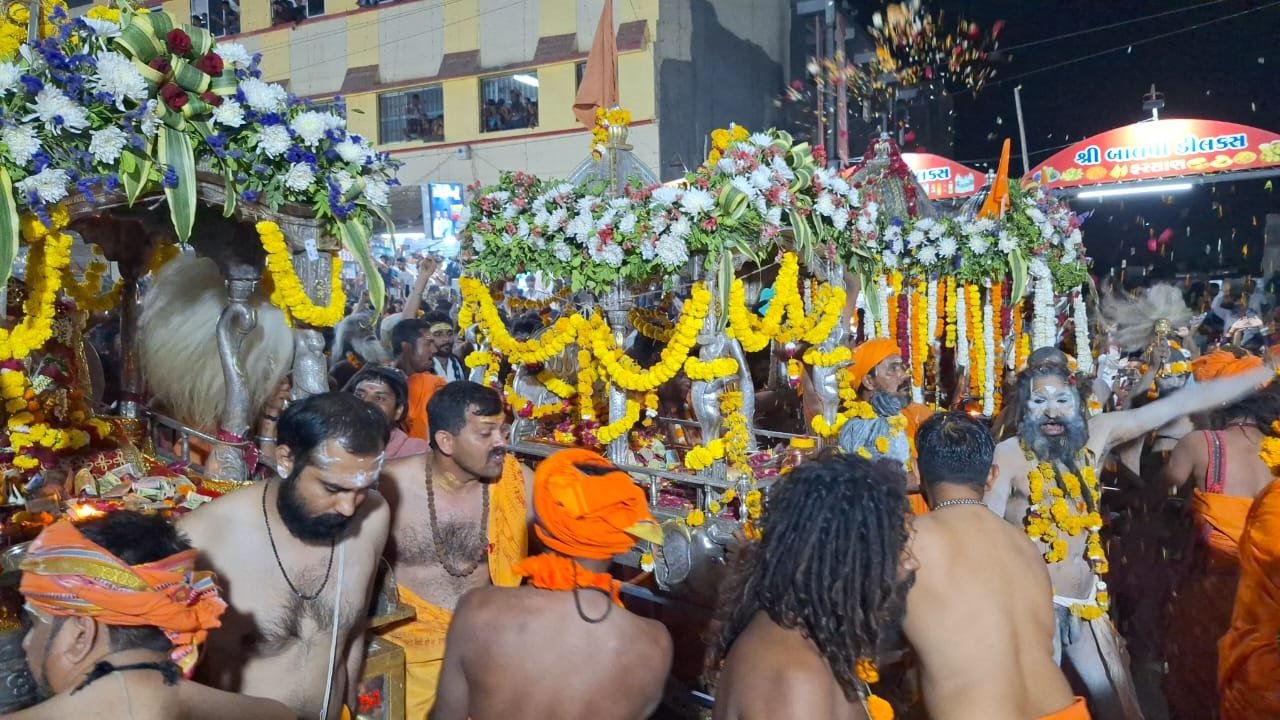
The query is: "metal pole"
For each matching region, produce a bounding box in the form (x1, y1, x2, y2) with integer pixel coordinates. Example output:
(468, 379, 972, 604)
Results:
(1013, 85, 1031, 176)
(834, 11, 848, 168)
(814, 15, 825, 150)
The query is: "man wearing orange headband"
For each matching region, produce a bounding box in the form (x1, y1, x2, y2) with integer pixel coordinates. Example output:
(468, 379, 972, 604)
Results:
(429, 449, 672, 720)
(1162, 350, 1278, 718)
(13, 512, 292, 719)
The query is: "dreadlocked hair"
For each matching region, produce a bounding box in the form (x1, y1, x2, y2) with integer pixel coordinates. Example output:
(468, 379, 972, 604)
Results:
(705, 451, 913, 702)
(1214, 382, 1280, 432)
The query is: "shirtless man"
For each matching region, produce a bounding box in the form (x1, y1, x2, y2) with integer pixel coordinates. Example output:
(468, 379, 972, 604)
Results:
(709, 452, 913, 720)
(13, 512, 293, 720)
(377, 381, 533, 718)
(984, 347, 1271, 720)
(908, 413, 1085, 720)
(180, 392, 392, 720)
(431, 448, 671, 720)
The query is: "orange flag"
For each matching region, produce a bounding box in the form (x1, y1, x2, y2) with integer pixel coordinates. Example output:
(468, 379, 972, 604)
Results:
(573, 0, 619, 129)
(978, 138, 1012, 219)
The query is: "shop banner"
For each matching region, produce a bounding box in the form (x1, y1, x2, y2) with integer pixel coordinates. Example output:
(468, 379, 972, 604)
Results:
(1026, 119, 1280, 190)
(901, 153, 986, 199)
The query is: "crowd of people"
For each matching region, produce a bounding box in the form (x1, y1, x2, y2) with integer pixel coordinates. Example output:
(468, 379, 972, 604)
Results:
(9, 266, 1280, 720)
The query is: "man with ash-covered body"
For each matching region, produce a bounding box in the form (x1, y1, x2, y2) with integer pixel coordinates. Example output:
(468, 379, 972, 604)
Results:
(179, 392, 392, 720)
(985, 347, 1272, 720)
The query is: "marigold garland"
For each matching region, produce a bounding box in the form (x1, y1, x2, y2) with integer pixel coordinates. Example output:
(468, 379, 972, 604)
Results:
(720, 391, 750, 468)
(685, 438, 725, 471)
(910, 281, 927, 403)
(802, 345, 852, 367)
(886, 272, 902, 347)
(588, 284, 709, 392)
(464, 350, 501, 387)
(0, 205, 73, 361)
(629, 306, 674, 342)
(594, 398, 641, 445)
(62, 247, 122, 315)
(259, 221, 346, 328)
(536, 370, 576, 399)
(967, 284, 983, 397)
(576, 349, 596, 420)
(462, 277, 579, 364)
(727, 253, 798, 352)
(684, 357, 739, 381)
(943, 276, 957, 349)
(991, 282, 1004, 414)
(504, 377, 569, 420)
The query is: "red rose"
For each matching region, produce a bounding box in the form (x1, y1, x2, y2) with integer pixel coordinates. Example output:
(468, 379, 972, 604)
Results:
(199, 90, 223, 107)
(159, 83, 188, 111)
(166, 28, 192, 55)
(195, 52, 223, 76)
(148, 55, 171, 74)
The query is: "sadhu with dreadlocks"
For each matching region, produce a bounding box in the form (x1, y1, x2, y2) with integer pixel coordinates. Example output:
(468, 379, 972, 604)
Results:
(985, 347, 1272, 720)
(707, 452, 912, 720)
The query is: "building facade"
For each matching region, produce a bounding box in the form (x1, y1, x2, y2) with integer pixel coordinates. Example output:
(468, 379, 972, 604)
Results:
(91, 0, 791, 238)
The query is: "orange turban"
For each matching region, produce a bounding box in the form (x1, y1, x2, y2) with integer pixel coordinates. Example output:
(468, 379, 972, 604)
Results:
(1192, 350, 1262, 382)
(20, 520, 226, 675)
(848, 338, 901, 390)
(529, 448, 662, 560)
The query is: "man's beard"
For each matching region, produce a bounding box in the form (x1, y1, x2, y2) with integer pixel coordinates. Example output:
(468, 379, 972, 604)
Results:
(1019, 413, 1088, 463)
(277, 469, 350, 542)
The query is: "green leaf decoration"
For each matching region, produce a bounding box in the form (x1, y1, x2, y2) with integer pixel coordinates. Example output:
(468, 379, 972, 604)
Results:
(716, 252, 732, 332)
(1009, 248, 1028, 303)
(338, 218, 384, 317)
(158, 125, 196, 242)
(0, 168, 19, 290)
(120, 150, 154, 206)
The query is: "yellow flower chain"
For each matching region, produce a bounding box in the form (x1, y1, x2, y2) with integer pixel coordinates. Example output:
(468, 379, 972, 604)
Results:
(991, 282, 1004, 414)
(594, 398, 641, 445)
(464, 350, 501, 386)
(802, 345, 852, 367)
(587, 284, 709, 392)
(62, 247, 122, 315)
(684, 439, 724, 470)
(462, 277, 579, 364)
(0, 205, 73, 361)
(504, 377, 568, 420)
(887, 272, 902, 346)
(944, 276, 957, 349)
(259, 221, 346, 328)
(576, 349, 596, 420)
(629, 306, 674, 342)
(1022, 446, 1109, 617)
(727, 253, 798, 352)
(536, 370, 576, 399)
(967, 284, 983, 398)
(911, 282, 928, 398)
(684, 356, 739, 381)
(721, 391, 749, 468)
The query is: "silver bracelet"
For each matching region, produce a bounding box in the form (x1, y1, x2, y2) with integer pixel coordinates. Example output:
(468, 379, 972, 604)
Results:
(257, 436, 277, 445)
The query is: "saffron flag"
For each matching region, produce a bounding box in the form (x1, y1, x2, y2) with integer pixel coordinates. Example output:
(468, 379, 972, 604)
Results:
(573, 0, 619, 128)
(979, 138, 1012, 219)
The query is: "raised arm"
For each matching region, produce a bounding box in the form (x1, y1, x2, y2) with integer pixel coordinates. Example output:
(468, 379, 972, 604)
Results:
(1092, 364, 1272, 452)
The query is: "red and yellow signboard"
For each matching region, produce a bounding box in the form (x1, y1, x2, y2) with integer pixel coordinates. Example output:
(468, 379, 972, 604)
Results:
(1026, 119, 1280, 190)
(901, 153, 986, 200)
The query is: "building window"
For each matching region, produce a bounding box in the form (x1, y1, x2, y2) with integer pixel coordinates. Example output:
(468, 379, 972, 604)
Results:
(480, 73, 538, 133)
(311, 98, 346, 120)
(305, 0, 325, 17)
(379, 86, 444, 144)
(271, 0, 305, 26)
(192, 0, 241, 37)
(575, 61, 587, 89)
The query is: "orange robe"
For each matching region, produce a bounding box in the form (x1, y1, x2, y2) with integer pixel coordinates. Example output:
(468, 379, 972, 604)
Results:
(376, 455, 528, 719)
(405, 373, 447, 440)
(1218, 478, 1280, 720)
(1038, 697, 1090, 720)
(1164, 490, 1253, 719)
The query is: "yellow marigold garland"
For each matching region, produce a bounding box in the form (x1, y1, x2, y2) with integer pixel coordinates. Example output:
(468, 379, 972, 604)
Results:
(595, 398, 641, 445)
(462, 277, 578, 364)
(967, 284, 983, 397)
(944, 277, 957, 349)
(588, 284, 709, 392)
(0, 206, 73, 361)
(629, 306, 674, 342)
(992, 281, 1004, 414)
(684, 438, 724, 470)
(536, 370, 576, 399)
(802, 345, 852, 367)
(727, 253, 797, 352)
(63, 247, 122, 315)
(887, 272, 902, 347)
(576, 349, 596, 420)
(504, 377, 568, 420)
(705, 124, 750, 168)
(684, 356, 739, 381)
(720, 391, 749, 468)
(464, 350, 501, 387)
(258, 221, 346, 328)
(911, 281, 927, 399)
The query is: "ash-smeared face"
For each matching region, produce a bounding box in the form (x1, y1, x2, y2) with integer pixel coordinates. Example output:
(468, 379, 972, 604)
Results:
(1019, 375, 1088, 461)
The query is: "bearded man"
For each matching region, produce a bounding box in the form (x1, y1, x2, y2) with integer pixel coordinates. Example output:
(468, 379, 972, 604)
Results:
(179, 391, 392, 720)
(14, 512, 293, 720)
(430, 449, 671, 720)
(984, 347, 1271, 720)
(377, 381, 532, 718)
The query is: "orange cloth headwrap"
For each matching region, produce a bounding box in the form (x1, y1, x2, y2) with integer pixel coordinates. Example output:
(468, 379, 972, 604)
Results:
(528, 448, 662, 560)
(1192, 349, 1262, 382)
(848, 337, 901, 390)
(19, 520, 226, 675)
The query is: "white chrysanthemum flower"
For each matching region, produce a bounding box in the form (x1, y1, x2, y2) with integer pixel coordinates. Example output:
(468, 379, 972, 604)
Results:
(916, 218, 936, 231)
(485, 190, 510, 204)
(749, 132, 772, 147)
(968, 235, 989, 254)
(832, 208, 850, 231)
(516, 219, 530, 239)
(2, 125, 40, 166)
(669, 215, 692, 240)
(214, 42, 254, 70)
(575, 195, 600, 215)
(551, 240, 572, 262)
(91, 51, 149, 110)
(764, 206, 783, 227)
(679, 188, 714, 216)
(1025, 207, 1047, 224)
(27, 86, 90, 133)
(883, 251, 900, 269)
(651, 212, 669, 234)
(856, 215, 875, 234)
(906, 229, 926, 248)
(831, 178, 851, 196)
(139, 99, 163, 137)
(927, 222, 946, 239)
(890, 238, 903, 254)
(255, 125, 292, 158)
(864, 201, 879, 220)
(937, 237, 958, 258)
(289, 110, 339, 146)
(0, 62, 21, 95)
(330, 170, 355, 194)
(473, 235, 486, 253)
(547, 208, 567, 231)
(730, 176, 757, 200)
(81, 16, 121, 36)
(715, 157, 737, 175)
(654, 233, 689, 266)
(334, 138, 366, 164)
(596, 243, 625, 267)
(566, 213, 595, 242)
(240, 77, 288, 112)
(88, 127, 128, 164)
(618, 213, 637, 234)
(997, 232, 1018, 254)
(1062, 248, 1078, 264)
(609, 197, 631, 211)
(770, 156, 795, 181)
(883, 225, 902, 241)
(362, 180, 389, 206)
(15, 167, 70, 204)
(650, 186, 678, 206)
(814, 193, 837, 218)
(917, 246, 938, 265)
(282, 162, 316, 192)
(748, 166, 772, 190)
(211, 98, 245, 128)
(1068, 228, 1083, 247)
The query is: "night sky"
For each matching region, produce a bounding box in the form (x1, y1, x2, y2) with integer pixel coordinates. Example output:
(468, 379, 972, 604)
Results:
(869, 0, 1280, 280)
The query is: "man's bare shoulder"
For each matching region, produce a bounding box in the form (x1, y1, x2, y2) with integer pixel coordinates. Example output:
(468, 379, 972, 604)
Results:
(356, 489, 391, 545)
(178, 482, 262, 542)
(728, 662, 844, 720)
(178, 681, 298, 720)
(380, 453, 428, 500)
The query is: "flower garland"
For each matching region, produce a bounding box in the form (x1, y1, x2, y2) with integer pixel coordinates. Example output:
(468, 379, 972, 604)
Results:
(954, 282, 968, 372)
(462, 278, 579, 364)
(0, 206, 73, 361)
(62, 247, 123, 315)
(727, 253, 798, 352)
(1072, 289, 1093, 375)
(911, 281, 927, 404)
(684, 356, 739, 381)
(982, 287, 996, 417)
(593, 398, 641, 445)
(802, 345, 852, 367)
(589, 283, 709, 392)
(590, 106, 631, 159)
(536, 370, 576, 399)
(504, 377, 569, 420)
(926, 279, 939, 344)
(1030, 260, 1056, 351)
(464, 350, 501, 387)
(629, 306, 674, 342)
(886, 272, 902, 346)
(721, 391, 750, 468)
(259, 221, 346, 328)
(856, 658, 895, 720)
(967, 284, 983, 398)
(685, 438, 725, 470)
(576, 349, 597, 420)
(1022, 446, 1109, 619)
(943, 276, 957, 349)
(991, 282, 1004, 414)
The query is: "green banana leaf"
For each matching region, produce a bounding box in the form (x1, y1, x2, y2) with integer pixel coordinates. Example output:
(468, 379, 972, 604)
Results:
(158, 125, 196, 242)
(0, 168, 18, 289)
(338, 218, 384, 317)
